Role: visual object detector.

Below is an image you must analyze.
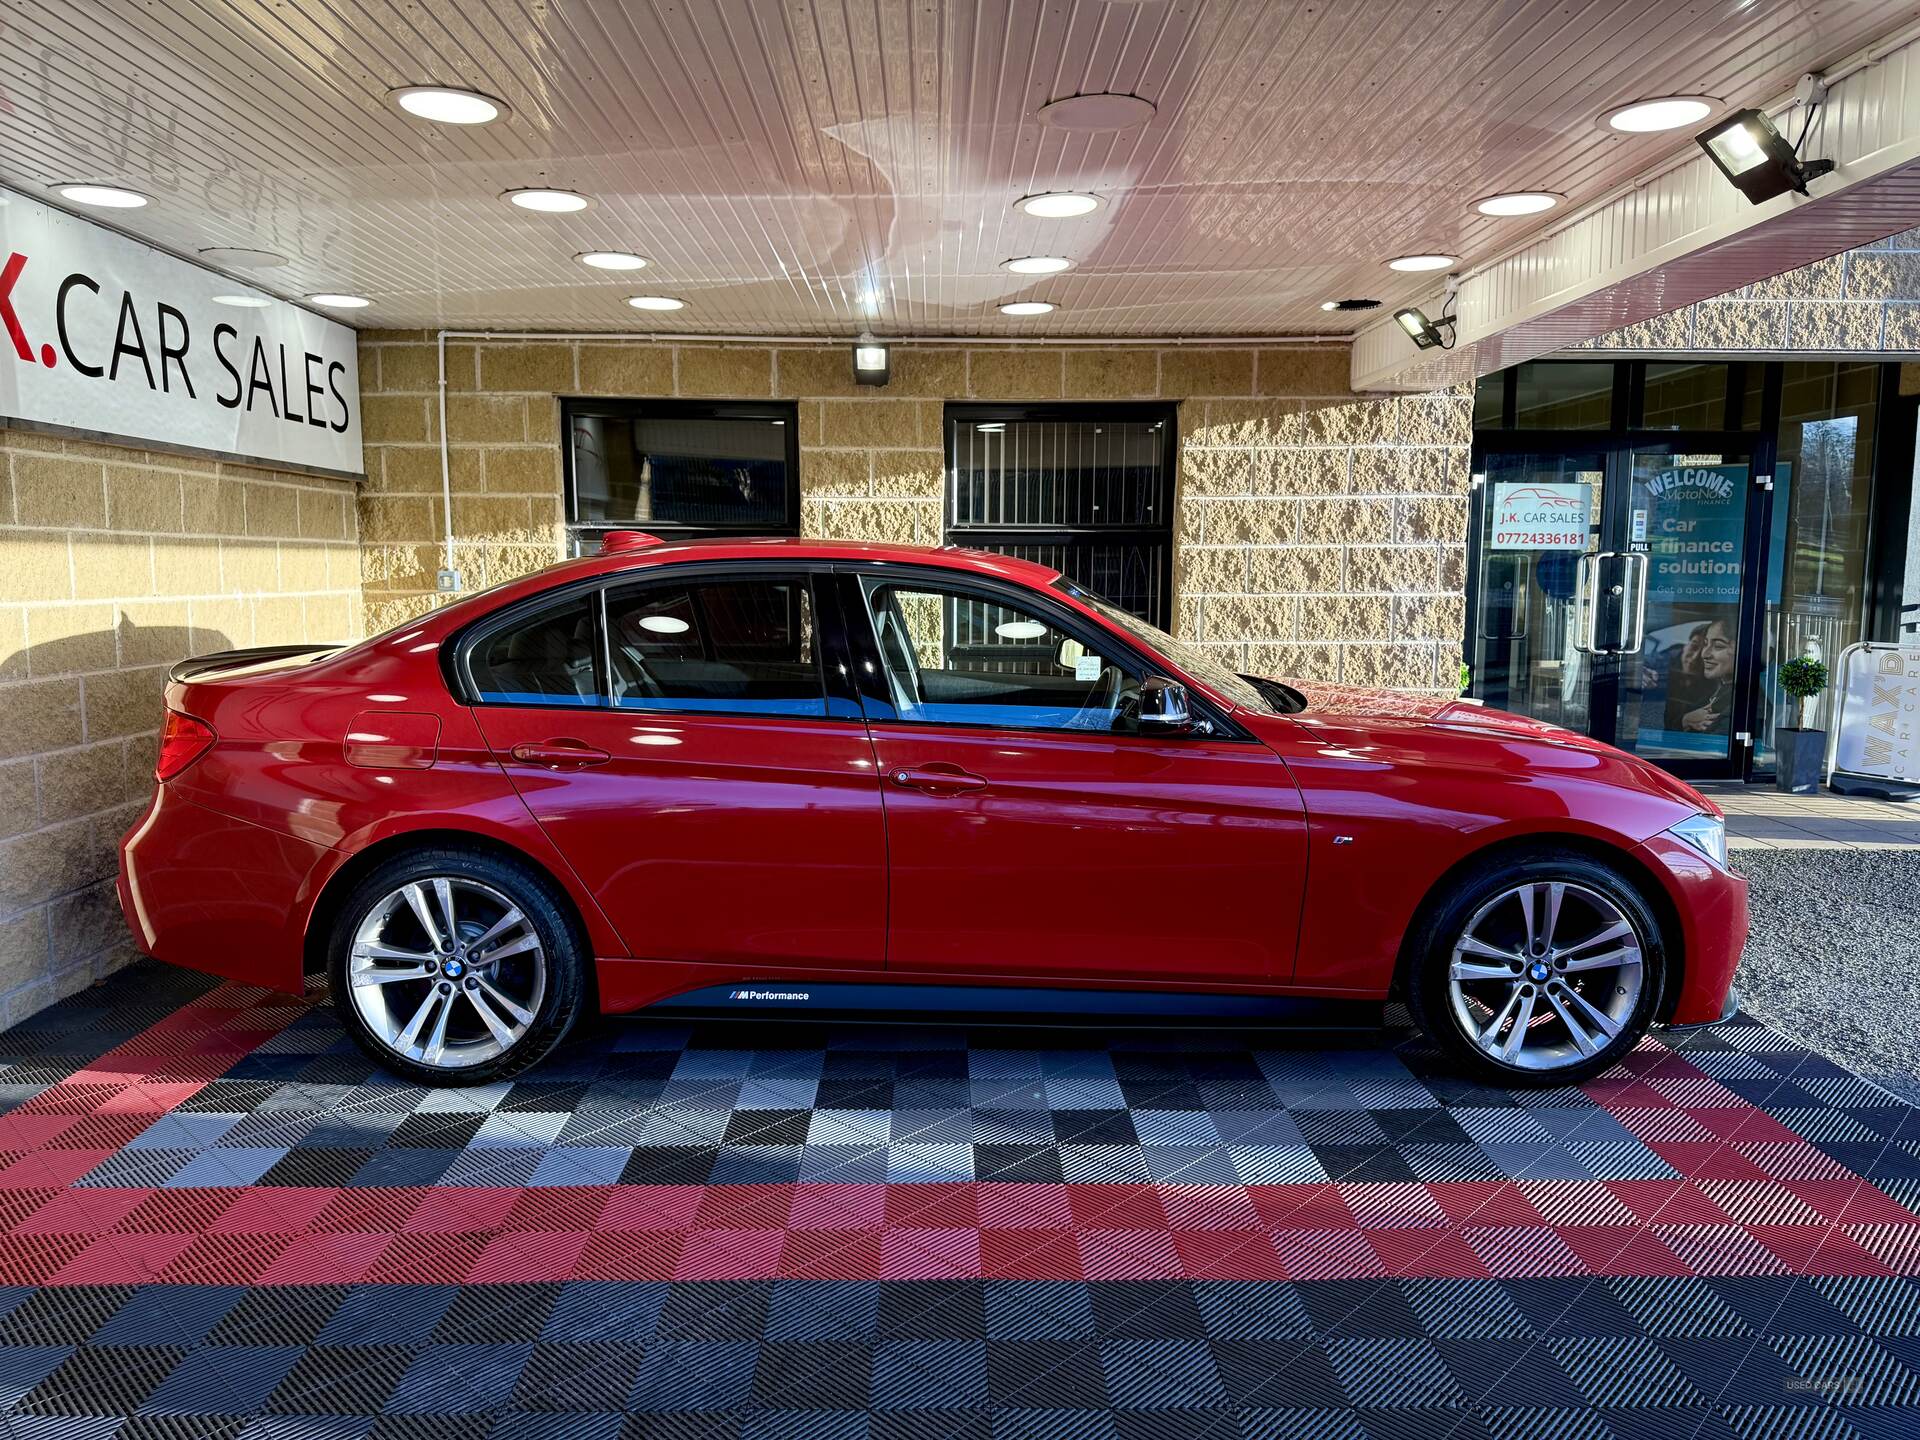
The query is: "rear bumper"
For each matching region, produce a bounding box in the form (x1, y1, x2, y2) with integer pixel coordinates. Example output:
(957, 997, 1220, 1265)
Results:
(119, 784, 329, 993)
(1634, 831, 1749, 1026)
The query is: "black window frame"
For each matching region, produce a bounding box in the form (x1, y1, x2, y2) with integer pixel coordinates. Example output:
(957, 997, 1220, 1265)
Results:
(832, 564, 1248, 741)
(562, 398, 802, 543)
(447, 561, 862, 721)
(943, 402, 1178, 629)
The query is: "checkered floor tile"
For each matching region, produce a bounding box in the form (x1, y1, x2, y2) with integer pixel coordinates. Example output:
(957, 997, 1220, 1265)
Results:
(1, 961, 1918, 1437)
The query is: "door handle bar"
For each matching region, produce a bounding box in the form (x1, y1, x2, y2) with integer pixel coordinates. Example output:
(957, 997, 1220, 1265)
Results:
(889, 766, 987, 794)
(510, 741, 612, 769)
(1574, 551, 1607, 655)
(1618, 552, 1649, 655)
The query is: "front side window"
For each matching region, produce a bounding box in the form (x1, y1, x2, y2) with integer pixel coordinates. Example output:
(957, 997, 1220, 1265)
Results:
(607, 576, 826, 717)
(1060, 580, 1294, 715)
(864, 581, 1138, 731)
(467, 597, 599, 706)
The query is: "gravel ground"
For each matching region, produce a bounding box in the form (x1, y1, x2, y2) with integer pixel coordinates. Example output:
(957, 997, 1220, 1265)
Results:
(1731, 847, 1920, 1098)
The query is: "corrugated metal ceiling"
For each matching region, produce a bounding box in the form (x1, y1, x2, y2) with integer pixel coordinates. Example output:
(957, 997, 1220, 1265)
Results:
(5, 0, 1916, 335)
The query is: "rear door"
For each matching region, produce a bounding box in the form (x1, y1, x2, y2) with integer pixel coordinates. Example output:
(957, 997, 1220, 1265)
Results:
(463, 567, 887, 970)
(844, 569, 1309, 985)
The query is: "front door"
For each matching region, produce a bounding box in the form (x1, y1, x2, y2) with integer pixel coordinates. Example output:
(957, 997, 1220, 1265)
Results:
(843, 570, 1308, 986)
(1470, 440, 1771, 778)
(464, 570, 888, 970)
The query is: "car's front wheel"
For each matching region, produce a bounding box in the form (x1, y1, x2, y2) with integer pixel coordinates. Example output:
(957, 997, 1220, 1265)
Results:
(327, 847, 586, 1085)
(1407, 851, 1666, 1086)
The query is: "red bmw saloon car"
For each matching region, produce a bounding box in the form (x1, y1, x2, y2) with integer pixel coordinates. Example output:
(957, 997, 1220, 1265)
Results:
(118, 534, 1747, 1087)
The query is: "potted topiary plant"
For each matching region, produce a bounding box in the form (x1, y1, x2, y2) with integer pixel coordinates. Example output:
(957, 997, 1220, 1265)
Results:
(1775, 654, 1830, 794)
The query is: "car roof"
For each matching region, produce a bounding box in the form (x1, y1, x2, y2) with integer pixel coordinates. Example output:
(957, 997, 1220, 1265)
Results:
(416, 536, 1066, 634)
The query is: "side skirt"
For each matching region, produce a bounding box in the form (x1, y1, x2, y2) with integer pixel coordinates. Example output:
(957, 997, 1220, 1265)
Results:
(645, 980, 1386, 1029)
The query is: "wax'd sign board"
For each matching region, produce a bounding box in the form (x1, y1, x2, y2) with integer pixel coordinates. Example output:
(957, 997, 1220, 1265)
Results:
(0, 186, 362, 476)
(1831, 644, 1920, 789)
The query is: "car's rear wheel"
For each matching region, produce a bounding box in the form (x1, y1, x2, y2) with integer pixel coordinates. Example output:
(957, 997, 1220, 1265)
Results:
(327, 848, 586, 1085)
(1406, 851, 1666, 1086)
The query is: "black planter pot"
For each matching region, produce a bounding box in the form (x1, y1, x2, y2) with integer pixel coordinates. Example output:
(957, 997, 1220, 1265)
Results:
(1774, 727, 1826, 794)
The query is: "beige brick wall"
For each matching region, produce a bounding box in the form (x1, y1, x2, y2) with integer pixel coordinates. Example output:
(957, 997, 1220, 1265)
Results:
(356, 333, 1472, 690)
(1581, 229, 1920, 352)
(0, 425, 362, 1024)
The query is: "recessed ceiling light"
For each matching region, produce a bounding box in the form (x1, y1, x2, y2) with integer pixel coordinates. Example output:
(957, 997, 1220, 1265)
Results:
(1002, 256, 1073, 275)
(212, 294, 273, 308)
(308, 293, 370, 309)
(1475, 191, 1561, 217)
(56, 184, 147, 208)
(1016, 192, 1103, 218)
(1386, 254, 1457, 272)
(200, 247, 289, 268)
(578, 251, 648, 270)
(1601, 96, 1717, 133)
(627, 295, 684, 311)
(390, 86, 508, 125)
(505, 188, 592, 213)
(1000, 301, 1055, 315)
(1038, 93, 1157, 131)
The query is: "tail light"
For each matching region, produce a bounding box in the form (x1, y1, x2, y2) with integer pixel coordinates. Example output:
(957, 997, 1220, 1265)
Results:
(155, 710, 216, 781)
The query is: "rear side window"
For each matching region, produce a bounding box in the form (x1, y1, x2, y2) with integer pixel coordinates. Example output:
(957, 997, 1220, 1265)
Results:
(606, 576, 826, 717)
(467, 597, 599, 706)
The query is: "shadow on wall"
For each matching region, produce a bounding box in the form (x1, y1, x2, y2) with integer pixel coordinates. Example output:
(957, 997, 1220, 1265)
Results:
(0, 618, 230, 1024)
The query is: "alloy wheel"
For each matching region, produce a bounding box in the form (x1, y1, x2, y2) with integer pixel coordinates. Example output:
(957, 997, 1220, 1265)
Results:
(346, 876, 547, 1070)
(1444, 880, 1644, 1074)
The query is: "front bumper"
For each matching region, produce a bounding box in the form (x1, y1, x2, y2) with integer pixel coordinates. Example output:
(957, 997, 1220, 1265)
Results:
(1635, 830, 1750, 1026)
(1666, 985, 1741, 1030)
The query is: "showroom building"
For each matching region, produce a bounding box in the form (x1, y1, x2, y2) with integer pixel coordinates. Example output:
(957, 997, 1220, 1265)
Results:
(7, 250, 1920, 1025)
(6, 1, 1920, 1032)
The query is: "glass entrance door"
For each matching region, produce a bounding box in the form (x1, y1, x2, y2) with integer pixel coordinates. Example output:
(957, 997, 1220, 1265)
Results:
(1614, 446, 1757, 770)
(1469, 450, 1606, 738)
(1470, 439, 1769, 778)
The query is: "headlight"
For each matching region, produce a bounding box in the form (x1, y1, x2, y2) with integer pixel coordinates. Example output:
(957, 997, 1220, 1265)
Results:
(1667, 812, 1727, 868)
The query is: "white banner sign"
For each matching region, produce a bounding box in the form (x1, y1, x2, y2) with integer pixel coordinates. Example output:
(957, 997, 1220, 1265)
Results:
(1490, 481, 1590, 551)
(1833, 644, 1920, 785)
(0, 187, 362, 475)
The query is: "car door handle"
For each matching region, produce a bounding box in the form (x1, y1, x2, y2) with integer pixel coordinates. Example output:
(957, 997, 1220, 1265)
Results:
(889, 765, 987, 795)
(510, 740, 611, 769)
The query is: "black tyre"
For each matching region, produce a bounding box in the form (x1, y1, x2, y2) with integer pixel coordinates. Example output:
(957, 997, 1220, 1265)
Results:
(326, 846, 587, 1086)
(1405, 850, 1667, 1087)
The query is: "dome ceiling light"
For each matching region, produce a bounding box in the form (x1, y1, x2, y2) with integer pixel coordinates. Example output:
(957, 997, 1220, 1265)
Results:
(1016, 192, 1103, 218)
(505, 188, 592, 213)
(390, 86, 508, 125)
(1601, 96, 1717, 133)
(578, 251, 649, 270)
(56, 184, 148, 208)
(1475, 191, 1561, 217)
(1002, 256, 1074, 275)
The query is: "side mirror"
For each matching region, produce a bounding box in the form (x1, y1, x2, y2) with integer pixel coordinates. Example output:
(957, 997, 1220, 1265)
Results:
(1138, 675, 1193, 734)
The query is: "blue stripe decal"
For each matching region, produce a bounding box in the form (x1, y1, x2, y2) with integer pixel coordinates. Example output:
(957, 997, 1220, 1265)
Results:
(910, 704, 1114, 730)
(615, 696, 828, 717)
